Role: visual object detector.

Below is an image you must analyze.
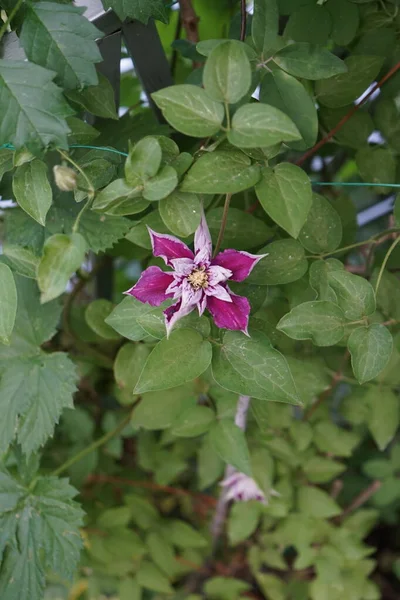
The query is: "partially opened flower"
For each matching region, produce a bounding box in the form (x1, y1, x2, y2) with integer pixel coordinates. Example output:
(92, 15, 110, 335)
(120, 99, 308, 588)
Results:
(221, 471, 280, 504)
(125, 212, 265, 336)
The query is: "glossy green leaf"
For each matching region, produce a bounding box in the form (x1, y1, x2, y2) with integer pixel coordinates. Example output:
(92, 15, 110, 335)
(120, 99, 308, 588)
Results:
(207, 207, 271, 250)
(248, 239, 308, 285)
(228, 103, 301, 148)
(355, 147, 396, 193)
(298, 193, 342, 253)
(134, 328, 212, 393)
(181, 151, 260, 194)
(0, 148, 13, 181)
(106, 296, 158, 341)
(348, 324, 393, 384)
(92, 178, 146, 213)
(159, 190, 201, 237)
(12, 159, 52, 226)
(38, 233, 87, 303)
(152, 85, 224, 137)
(143, 166, 178, 201)
(273, 43, 347, 80)
(2, 244, 39, 279)
(277, 301, 346, 346)
(255, 163, 312, 238)
(252, 0, 279, 55)
(326, 0, 359, 46)
(66, 72, 118, 119)
(212, 329, 301, 404)
(20, 2, 102, 90)
(85, 299, 121, 340)
(203, 40, 251, 104)
(259, 70, 318, 149)
(327, 270, 375, 320)
(132, 385, 195, 430)
(209, 418, 252, 475)
(309, 258, 344, 302)
(125, 137, 162, 186)
(285, 5, 332, 45)
(114, 343, 151, 403)
(0, 264, 17, 345)
(101, 0, 168, 24)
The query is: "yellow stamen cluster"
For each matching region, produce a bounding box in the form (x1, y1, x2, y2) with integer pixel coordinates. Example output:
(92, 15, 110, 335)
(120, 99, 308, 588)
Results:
(187, 266, 209, 290)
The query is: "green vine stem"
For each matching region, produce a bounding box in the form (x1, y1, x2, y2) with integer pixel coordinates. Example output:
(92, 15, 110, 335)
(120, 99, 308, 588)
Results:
(0, 0, 23, 41)
(374, 235, 400, 296)
(213, 193, 232, 258)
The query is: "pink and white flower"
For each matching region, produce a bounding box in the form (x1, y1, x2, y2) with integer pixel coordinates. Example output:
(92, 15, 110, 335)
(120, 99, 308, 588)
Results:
(125, 212, 265, 336)
(221, 471, 280, 504)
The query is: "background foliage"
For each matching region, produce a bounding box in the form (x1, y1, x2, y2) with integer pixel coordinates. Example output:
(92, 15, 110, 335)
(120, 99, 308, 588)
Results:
(0, 0, 400, 598)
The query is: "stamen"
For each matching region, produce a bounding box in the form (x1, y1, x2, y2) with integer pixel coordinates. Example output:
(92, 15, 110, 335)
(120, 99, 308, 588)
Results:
(187, 266, 209, 290)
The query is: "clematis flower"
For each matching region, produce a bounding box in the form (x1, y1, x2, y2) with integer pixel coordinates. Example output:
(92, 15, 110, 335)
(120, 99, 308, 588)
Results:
(125, 212, 265, 336)
(221, 471, 280, 504)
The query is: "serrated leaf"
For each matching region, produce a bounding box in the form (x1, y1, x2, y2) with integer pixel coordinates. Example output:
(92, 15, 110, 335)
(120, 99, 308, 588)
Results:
(277, 301, 346, 346)
(298, 193, 342, 253)
(0, 60, 72, 152)
(101, 0, 168, 24)
(252, 0, 279, 55)
(79, 211, 132, 253)
(209, 418, 252, 475)
(327, 270, 375, 320)
(260, 70, 318, 150)
(228, 103, 301, 148)
(66, 72, 118, 119)
(159, 190, 201, 237)
(85, 299, 121, 340)
(212, 329, 301, 404)
(12, 159, 53, 226)
(255, 163, 312, 238)
(0, 264, 17, 345)
(181, 151, 260, 194)
(273, 43, 347, 80)
(365, 386, 400, 451)
(38, 233, 87, 303)
(348, 324, 393, 384)
(203, 40, 251, 104)
(248, 239, 308, 285)
(20, 2, 102, 90)
(316, 55, 383, 108)
(134, 328, 212, 393)
(152, 84, 224, 137)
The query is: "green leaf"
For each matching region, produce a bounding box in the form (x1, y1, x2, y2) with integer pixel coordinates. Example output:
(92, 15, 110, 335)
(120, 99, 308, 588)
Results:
(85, 299, 121, 340)
(159, 191, 201, 237)
(20, 2, 102, 90)
(285, 5, 332, 45)
(152, 84, 224, 137)
(0, 264, 17, 345)
(143, 166, 178, 201)
(303, 456, 345, 484)
(277, 301, 346, 346)
(203, 40, 251, 104)
(92, 179, 148, 215)
(209, 418, 252, 475)
(105, 296, 156, 341)
(3, 244, 40, 279)
(259, 70, 318, 149)
(255, 163, 312, 238)
(309, 258, 343, 302)
(198, 435, 225, 489)
(119, 577, 142, 600)
(365, 387, 400, 451)
(146, 531, 178, 577)
(0, 352, 77, 455)
(125, 137, 162, 186)
(212, 329, 301, 404)
(137, 307, 210, 340)
(0, 475, 83, 599)
(297, 486, 341, 518)
(12, 159, 53, 226)
(355, 147, 396, 193)
(227, 103, 301, 148)
(38, 233, 87, 303)
(0, 148, 14, 181)
(207, 207, 271, 250)
(273, 43, 347, 80)
(132, 385, 195, 431)
(137, 560, 174, 593)
(66, 72, 118, 119)
(205, 576, 251, 599)
(248, 239, 308, 285)
(315, 55, 383, 108)
(114, 343, 151, 402)
(298, 193, 342, 253)
(171, 405, 216, 437)
(327, 270, 375, 320)
(348, 324, 393, 384)
(0, 60, 72, 152)
(67, 116, 99, 145)
(326, 0, 360, 46)
(228, 502, 262, 545)
(252, 0, 279, 55)
(134, 328, 212, 393)
(74, 158, 116, 202)
(181, 151, 260, 194)
(101, 0, 168, 24)
(320, 106, 374, 149)
(161, 519, 207, 549)
(79, 211, 132, 252)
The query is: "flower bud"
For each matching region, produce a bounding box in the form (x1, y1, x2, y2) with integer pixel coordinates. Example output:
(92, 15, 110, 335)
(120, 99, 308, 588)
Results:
(53, 165, 77, 192)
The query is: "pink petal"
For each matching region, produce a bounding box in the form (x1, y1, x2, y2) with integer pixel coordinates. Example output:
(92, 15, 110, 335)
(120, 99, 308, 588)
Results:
(125, 266, 174, 306)
(181, 279, 204, 307)
(212, 249, 266, 282)
(206, 287, 250, 334)
(208, 264, 232, 286)
(164, 299, 196, 336)
(148, 227, 194, 266)
(170, 257, 194, 276)
(205, 283, 232, 303)
(194, 210, 212, 265)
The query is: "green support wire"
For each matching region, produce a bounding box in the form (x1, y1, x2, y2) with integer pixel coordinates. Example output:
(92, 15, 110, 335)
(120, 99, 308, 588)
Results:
(0, 142, 399, 189)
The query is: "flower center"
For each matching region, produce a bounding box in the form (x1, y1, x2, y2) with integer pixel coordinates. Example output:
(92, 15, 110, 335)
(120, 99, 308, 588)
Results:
(187, 266, 208, 290)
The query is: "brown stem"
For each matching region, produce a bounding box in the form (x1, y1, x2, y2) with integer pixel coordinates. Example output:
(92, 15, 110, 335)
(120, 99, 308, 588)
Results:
(178, 0, 199, 44)
(240, 0, 247, 42)
(338, 480, 382, 521)
(213, 193, 232, 258)
(296, 61, 400, 167)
